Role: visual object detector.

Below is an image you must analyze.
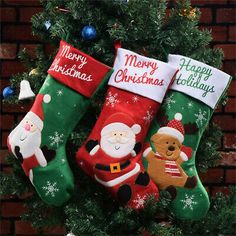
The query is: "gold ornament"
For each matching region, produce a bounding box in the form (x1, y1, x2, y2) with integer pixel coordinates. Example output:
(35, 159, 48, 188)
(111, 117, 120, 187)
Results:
(188, 7, 196, 20)
(179, 7, 196, 20)
(29, 68, 39, 76)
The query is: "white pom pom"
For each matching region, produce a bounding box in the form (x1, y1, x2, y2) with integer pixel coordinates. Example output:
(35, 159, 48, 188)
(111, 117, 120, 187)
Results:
(174, 113, 182, 121)
(131, 124, 141, 135)
(66, 233, 75, 236)
(43, 94, 51, 103)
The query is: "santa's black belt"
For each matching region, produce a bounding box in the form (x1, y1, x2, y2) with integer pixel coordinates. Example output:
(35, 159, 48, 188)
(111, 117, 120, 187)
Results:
(95, 160, 131, 173)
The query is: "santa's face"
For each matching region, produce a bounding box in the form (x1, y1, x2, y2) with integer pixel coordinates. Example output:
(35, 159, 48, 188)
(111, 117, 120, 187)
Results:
(10, 116, 41, 157)
(22, 119, 37, 136)
(100, 128, 136, 158)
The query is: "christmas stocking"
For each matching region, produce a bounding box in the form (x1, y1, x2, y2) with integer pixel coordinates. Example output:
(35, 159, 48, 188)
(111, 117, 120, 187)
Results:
(76, 47, 177, 209)
(7, 40, 112, 206)
(143, 54, 232, 219)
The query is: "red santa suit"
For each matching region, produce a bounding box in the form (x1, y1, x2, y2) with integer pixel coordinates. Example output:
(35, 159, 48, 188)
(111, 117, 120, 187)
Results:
(7, 137, 40, 176)
(22, 155, 40, 177)
(77, 112, 158, 209)
(93, 148, 140, 187)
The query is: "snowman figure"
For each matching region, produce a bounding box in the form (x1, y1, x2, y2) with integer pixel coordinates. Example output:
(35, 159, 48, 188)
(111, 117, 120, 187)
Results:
(7, 94, 51, 182)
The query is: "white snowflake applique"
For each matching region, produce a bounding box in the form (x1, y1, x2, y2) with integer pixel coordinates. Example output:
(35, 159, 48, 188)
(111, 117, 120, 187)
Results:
(133, 194, 146, 208)
(194, 109, 207, 127)
(132, 95, 139, 103)
(56, 89, 63, 96)
(143, 108, 154, 124)
(206, 141, 212, 147)
(42, 181, 59, 197)
(180, 193, 198, 210)
(49, 131, 64, 147)
(106, 91, 119, 107)
(187, 101, 194, 109)
(163, 94, 176, 109)
(61, 158, 66, 164)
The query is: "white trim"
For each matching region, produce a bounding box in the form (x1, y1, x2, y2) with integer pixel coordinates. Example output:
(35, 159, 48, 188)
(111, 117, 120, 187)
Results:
(166, 175, 182, 178)
(168, 54, 231, 109)
(29, 170, 34, 184)
(158, 126, 184, 143)
(165, 168, 180, 173)
(143, 147, 152, 157)
(131, 150, 136, 157)
(180, 151, 188, 161)
(35, 148, 47, 167)
(109, 48, 177, 103)
(165, 160, 177, 164)
(94, 163, 140, 187)
(90, 145, 100, 156)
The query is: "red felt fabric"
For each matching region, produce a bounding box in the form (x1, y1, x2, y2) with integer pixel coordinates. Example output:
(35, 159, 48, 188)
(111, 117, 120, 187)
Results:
(48, 40, 111, 97)
(76, 86, 160, 209)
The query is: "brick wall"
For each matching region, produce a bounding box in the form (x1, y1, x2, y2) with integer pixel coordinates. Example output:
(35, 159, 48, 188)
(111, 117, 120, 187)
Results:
(0, 0, 235, 235)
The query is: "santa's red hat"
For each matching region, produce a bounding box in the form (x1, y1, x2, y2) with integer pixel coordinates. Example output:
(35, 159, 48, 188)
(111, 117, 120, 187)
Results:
(101, 112, 141, 136)
(26, 93, 51, 131)
(157, 113, 184, 143)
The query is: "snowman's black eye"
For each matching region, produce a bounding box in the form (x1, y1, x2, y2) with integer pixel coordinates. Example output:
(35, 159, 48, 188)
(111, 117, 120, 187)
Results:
(114, 134, 116, 136)
(173, 142, 175, 144)
(31, 125, 33, 127)
(26, 121, 28, 123)
(120, 134, 122, 136)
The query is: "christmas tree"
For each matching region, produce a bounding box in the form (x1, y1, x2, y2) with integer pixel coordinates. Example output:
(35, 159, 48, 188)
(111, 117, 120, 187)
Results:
(1, 0, 235, 235)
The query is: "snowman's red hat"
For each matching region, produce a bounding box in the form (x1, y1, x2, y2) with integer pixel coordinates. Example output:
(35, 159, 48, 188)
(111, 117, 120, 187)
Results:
(26, 93, 51, 131)
(157, 113, 184, 143)
(101, 112, 141, 136)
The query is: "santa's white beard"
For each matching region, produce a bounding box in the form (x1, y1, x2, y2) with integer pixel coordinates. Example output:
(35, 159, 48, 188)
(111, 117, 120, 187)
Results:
(10, 125, 41, 158)
(100, 134, 135, 158)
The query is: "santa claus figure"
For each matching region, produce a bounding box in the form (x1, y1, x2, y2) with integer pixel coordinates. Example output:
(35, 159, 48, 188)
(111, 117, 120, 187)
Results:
(87, 112, 141, 158)
(7, 94, 51, 182)
(84, 113, 155, 208)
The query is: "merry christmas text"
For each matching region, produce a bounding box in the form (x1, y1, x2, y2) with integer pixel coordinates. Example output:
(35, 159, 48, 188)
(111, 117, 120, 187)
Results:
(114, 68, 164, 86)
(124, 54, 158, 75)
(60, 45, 88, 68)
(49, 58, 93, 82)
(114, 53, 163, 86)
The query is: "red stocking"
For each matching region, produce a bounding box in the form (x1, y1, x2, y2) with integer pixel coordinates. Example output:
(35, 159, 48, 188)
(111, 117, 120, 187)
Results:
(76, 48, 177, 209)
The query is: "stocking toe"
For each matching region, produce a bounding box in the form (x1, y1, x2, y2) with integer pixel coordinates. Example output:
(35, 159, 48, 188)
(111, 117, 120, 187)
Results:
(117, 184, 132, 204)
(135, 172, 150, 186)
(184, 176, 198, 189)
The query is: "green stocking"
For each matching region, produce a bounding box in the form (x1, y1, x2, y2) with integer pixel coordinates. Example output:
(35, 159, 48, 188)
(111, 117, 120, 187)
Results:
(8, 40, 112, 206)
(143, 54, 231, 219)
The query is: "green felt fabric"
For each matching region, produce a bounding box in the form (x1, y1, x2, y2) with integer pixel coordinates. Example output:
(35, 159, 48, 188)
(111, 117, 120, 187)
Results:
(143, 78, 230, 219)
(32, 71, 112, 206)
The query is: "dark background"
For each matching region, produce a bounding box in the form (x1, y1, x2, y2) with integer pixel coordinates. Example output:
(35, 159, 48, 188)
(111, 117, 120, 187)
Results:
(0, 0, 236, 235)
